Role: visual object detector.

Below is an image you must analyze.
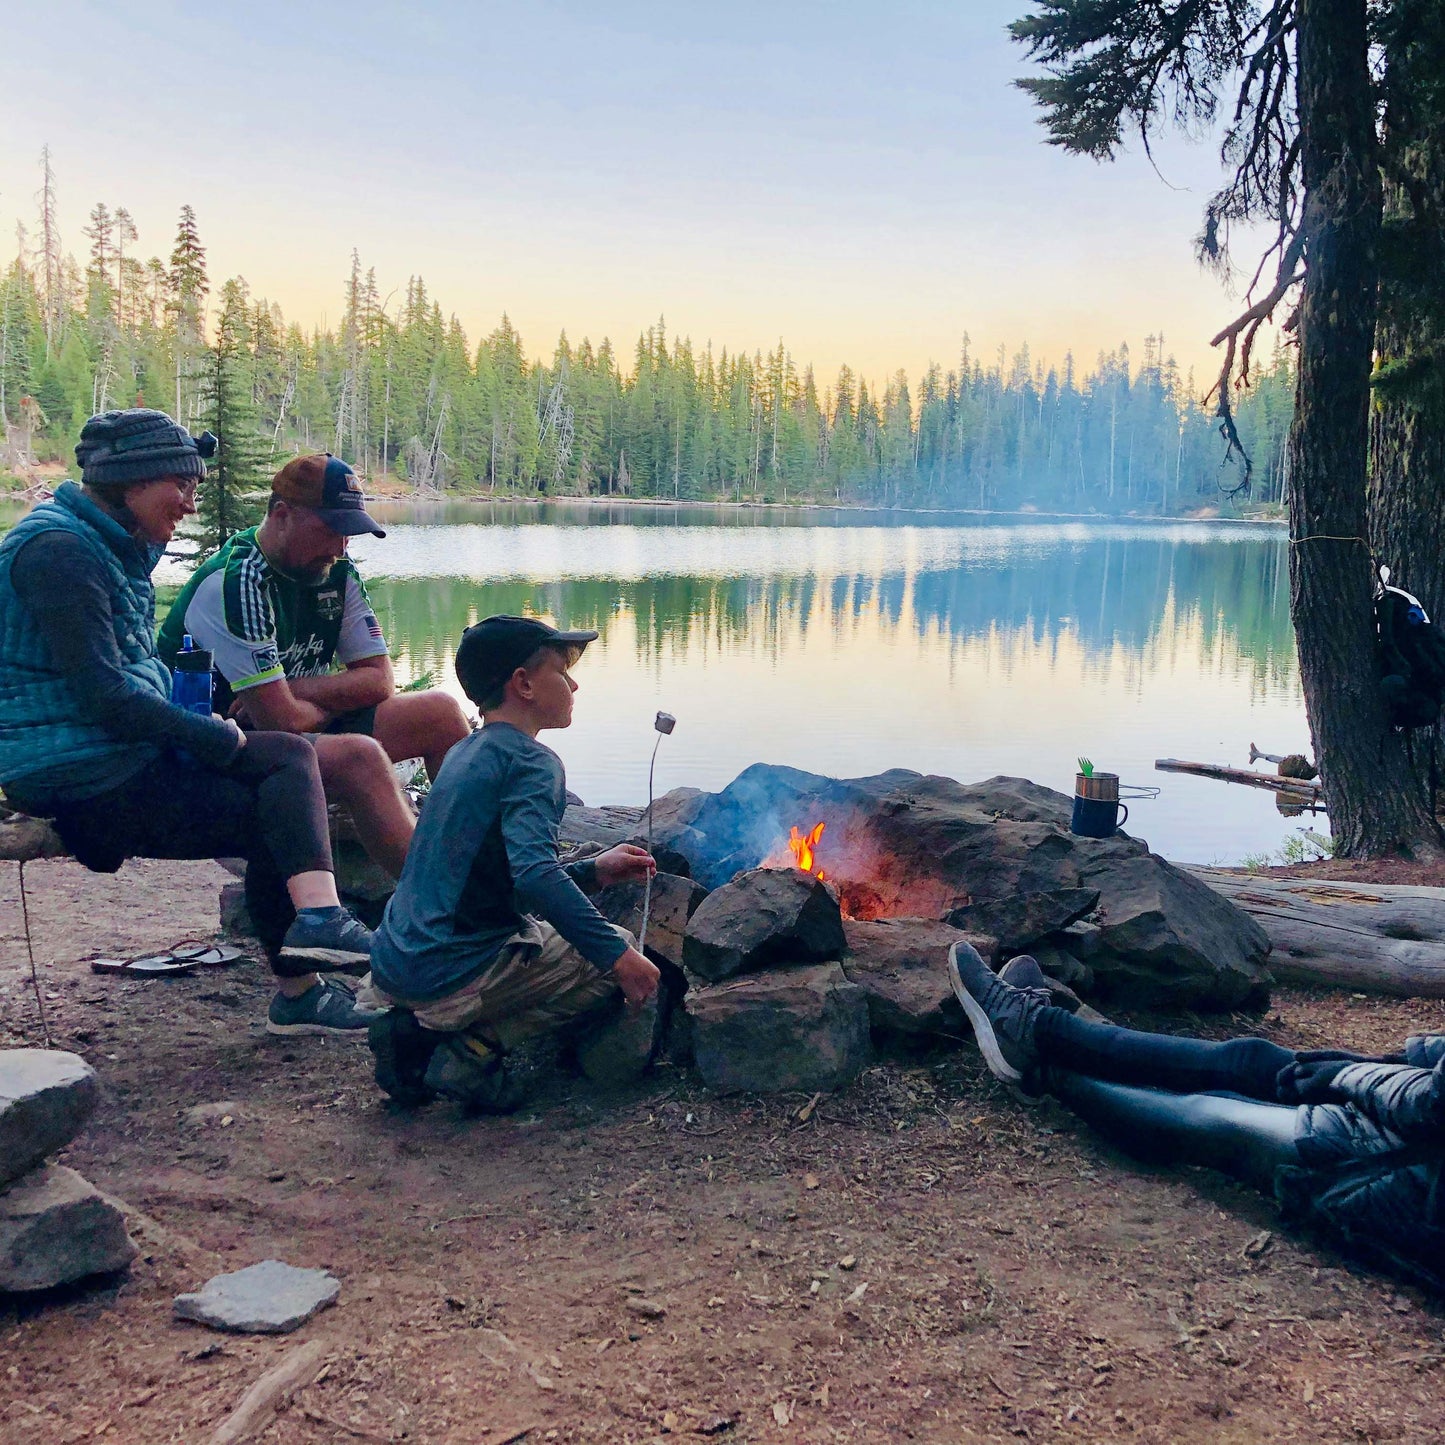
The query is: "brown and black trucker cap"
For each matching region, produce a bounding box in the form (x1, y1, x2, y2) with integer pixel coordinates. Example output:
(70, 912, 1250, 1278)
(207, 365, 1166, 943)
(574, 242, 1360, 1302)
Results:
(271, 453, 386, 538)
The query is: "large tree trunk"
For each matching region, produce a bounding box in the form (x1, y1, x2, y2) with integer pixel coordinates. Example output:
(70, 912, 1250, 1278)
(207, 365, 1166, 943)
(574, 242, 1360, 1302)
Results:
(1367, 0, 1445, 807)
(1289, 0, 1442, 857)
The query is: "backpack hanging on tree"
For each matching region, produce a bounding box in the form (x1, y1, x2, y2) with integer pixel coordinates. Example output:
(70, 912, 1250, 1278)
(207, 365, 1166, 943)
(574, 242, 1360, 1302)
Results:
(1376, 565, 1445, 729)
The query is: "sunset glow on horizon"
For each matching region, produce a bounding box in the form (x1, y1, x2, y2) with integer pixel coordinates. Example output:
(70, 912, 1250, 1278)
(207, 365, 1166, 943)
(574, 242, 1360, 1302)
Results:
(3, 0, 1265, 394)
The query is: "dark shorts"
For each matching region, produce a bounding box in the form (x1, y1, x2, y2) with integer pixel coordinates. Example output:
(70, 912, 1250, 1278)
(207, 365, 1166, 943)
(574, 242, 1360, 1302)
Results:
(322, 705, 379, 737)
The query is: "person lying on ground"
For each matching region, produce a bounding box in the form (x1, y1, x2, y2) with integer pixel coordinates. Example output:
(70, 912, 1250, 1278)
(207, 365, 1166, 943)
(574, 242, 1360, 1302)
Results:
(0, 409, 382, 1037)
(948, 942, 1445, 1295)
(158, 453, 470, 880)
(362, 614, 662, 1112)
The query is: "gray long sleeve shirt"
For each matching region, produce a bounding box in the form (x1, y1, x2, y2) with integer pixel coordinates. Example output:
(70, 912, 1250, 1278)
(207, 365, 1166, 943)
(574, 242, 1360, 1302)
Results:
(369, 721, 625, 1003)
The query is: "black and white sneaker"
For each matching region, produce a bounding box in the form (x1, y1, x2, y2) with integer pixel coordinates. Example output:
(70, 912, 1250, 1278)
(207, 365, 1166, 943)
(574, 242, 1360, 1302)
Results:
(947, 941, 1050, 1084)
(277, 908, 374, 974)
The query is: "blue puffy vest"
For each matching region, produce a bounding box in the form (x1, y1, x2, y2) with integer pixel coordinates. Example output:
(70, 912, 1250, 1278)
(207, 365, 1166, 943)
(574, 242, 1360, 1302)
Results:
(0, 482, 171, 798)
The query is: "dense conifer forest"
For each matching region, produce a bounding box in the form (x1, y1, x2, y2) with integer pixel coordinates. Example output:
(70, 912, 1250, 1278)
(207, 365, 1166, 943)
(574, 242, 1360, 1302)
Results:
(1, 154, 1293, 513)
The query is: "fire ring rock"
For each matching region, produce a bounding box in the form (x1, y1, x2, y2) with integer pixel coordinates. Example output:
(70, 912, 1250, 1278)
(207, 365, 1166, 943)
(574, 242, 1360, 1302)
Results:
(687, 961, 871, 1094)
(0, 1164, 137, 1293)
(683, 868, 846, 983)
(593, 872, 708, 972)
(0, 1049, 100, 1190)
(652, 766, 1271, 1009)
(840, 918, 997, 1036)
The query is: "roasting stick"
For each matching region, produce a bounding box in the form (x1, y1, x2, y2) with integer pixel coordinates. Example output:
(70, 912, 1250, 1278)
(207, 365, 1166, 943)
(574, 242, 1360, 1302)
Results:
(638, 711, 676, 957)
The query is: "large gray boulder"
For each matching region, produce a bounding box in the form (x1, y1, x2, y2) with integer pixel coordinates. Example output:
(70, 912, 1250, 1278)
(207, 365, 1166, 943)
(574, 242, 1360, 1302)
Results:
(0, 1165, 136, 1292)
(1072, 851, 1272, 1008)
(0, 1050, 99, 1189)
(688, 963, 871, 1094)
(840, 918, 997, 1036)
(650, 766, 1271, 1009)
(593, 872, 708, 971)
(683, 868, 846, 983)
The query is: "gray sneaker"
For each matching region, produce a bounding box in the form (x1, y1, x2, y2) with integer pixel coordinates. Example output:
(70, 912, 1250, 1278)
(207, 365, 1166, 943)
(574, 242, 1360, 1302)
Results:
(267, 979, 384, 1037)
(999, 955, 1084, 1011)
(276, 908, 374, 975)
(947, 941, 1049, 1084)
(999, 955, 1111, 1025)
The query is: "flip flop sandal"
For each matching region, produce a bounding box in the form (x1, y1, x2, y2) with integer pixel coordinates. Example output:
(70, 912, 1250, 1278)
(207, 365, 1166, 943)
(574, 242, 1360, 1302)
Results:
(167, 941, 247, 965)
(89, 953, 198, 977)
(191, 944, 246, 967)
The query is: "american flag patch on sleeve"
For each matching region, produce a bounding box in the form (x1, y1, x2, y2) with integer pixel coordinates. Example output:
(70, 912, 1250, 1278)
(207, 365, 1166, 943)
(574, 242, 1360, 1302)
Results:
(364, 614, 384, 640)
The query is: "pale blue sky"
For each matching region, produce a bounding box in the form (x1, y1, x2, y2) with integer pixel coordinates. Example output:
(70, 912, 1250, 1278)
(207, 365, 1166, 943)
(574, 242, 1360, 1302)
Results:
(1, 0, 1254, 389)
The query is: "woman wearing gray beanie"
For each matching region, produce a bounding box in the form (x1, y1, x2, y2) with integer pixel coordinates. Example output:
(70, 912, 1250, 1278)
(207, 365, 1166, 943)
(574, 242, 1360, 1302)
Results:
(0, 408, 382, 1037)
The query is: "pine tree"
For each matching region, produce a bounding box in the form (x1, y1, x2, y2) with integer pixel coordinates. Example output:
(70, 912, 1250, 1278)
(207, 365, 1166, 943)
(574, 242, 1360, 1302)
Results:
(168, 205, 209, 424)
(197, 278, 266, 554)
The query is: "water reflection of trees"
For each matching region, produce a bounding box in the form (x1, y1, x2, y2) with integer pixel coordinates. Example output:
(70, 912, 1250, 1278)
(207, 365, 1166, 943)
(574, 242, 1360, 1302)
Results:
(368, 535, 1294, 692)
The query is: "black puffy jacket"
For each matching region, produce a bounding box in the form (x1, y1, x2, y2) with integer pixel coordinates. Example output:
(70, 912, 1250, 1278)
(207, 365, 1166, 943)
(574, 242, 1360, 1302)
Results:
(1281, 1037, 1445, 1292)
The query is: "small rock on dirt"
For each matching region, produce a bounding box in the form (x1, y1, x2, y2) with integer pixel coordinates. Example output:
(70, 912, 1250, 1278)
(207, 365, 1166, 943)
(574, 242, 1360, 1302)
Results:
(173, 1259, 340, 1333)
(0, 1049, 99, 1189)
(683, 868, 846, 983)
(0, 1164, 136, 1292)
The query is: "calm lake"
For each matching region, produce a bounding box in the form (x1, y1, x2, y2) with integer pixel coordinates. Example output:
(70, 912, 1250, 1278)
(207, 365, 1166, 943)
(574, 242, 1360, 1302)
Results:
(141, 498, 1310, 868)
(0, 494, 1311, 865)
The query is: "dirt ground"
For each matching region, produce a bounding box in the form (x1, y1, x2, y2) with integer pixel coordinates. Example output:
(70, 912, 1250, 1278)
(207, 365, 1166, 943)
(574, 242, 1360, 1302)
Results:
(3, 856, 1444, 1445)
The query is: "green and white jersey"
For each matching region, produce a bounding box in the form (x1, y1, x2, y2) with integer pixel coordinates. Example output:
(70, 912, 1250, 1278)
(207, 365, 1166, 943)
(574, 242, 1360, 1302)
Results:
(158, 527, 388, 712)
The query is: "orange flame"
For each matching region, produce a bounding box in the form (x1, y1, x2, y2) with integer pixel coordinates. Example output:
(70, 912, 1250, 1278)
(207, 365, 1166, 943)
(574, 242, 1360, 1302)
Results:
(788, 821, 826, 880)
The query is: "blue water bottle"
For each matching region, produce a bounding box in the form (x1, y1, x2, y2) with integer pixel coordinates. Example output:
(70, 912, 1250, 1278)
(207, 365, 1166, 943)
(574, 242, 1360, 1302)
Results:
(170, 634, 214, 717)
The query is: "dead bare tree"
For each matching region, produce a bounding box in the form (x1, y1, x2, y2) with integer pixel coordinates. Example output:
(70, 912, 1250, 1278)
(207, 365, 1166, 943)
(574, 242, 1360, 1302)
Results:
(406, 378, 450, 495)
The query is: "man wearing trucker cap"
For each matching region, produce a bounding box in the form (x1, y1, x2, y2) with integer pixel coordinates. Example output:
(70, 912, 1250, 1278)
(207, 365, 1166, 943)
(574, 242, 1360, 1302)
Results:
(160, 453, 469, 883)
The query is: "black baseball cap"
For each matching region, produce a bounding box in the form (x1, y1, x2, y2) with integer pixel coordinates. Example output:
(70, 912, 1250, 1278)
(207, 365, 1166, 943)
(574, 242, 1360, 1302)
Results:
(272, 453, 386, 538)
(454, 615, 599, 705)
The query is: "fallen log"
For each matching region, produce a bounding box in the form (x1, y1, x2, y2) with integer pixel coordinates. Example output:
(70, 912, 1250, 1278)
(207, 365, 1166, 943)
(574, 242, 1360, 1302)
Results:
(206, 1338, 328, 1445)
(1156, 758, 1323, 800)
(1191, 867, 1445, 997)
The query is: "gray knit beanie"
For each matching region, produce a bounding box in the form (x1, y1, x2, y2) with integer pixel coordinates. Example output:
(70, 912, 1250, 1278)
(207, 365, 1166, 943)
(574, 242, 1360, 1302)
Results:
(75, 409, 218, 489)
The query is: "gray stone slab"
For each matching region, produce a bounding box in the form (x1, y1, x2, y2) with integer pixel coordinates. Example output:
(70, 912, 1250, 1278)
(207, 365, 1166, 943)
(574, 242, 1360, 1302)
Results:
(173, 1259, 340, 1334)
(0, 1164, 136, 1293)
(0, 1049, 99, 1188)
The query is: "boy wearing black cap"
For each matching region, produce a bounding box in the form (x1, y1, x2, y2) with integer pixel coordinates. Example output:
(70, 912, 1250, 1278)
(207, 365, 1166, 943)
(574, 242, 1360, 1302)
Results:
(364, 615, 662, 1111)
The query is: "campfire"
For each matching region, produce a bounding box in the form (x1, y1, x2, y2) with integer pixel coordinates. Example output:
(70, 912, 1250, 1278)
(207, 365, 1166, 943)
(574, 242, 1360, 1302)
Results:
(787, 822, 826, 879)
(775, 818, 892, 922)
